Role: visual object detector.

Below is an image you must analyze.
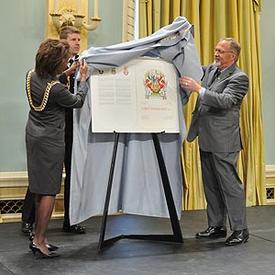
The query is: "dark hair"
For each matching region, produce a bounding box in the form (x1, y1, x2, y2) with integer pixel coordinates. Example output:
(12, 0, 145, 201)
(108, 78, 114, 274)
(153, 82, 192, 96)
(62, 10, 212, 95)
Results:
(35, 39, 71, 78)
(59, 26, 80, 39)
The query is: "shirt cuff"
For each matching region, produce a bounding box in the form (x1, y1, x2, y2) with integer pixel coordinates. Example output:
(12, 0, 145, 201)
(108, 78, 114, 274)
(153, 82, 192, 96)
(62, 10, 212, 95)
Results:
(199, 87, 206, 98)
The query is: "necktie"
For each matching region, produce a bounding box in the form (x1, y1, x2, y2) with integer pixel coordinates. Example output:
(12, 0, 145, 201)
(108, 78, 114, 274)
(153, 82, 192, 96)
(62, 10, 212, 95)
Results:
(68, 58, 74, 67)
(68, 54, 79, 67)
(215, 69, 221, 79)
(209, 68, 221, 86)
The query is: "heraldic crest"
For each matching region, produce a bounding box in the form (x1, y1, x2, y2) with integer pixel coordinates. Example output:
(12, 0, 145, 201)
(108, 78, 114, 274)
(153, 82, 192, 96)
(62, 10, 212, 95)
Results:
(144, 69, 167, 99)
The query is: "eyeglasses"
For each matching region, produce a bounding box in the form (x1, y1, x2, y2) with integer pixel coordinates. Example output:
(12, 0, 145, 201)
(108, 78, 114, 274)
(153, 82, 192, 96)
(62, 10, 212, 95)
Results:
(214, 48, 234, 54)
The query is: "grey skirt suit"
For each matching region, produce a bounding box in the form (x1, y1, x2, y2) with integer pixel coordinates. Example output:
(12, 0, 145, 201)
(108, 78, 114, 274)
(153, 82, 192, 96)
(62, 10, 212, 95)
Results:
(25, 71, 88, 195)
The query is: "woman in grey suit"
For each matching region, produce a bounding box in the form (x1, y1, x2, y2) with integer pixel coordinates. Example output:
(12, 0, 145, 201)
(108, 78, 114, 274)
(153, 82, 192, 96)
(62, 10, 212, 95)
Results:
(25, 39, 89, 258)
(179, 38, 249, 246)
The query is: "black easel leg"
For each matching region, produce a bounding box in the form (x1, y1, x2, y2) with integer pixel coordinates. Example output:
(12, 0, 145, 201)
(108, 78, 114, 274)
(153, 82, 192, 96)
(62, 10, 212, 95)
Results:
(98, 132, 120, 252)
(152, 133, 183, 242)
(97, 132, 183, 252)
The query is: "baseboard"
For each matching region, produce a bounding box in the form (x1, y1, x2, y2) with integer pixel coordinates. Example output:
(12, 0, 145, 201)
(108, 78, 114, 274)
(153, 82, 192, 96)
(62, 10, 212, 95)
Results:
(1, 165, 275, 223)
(0, 171, 64, 223)
(265, 165, 275, 204)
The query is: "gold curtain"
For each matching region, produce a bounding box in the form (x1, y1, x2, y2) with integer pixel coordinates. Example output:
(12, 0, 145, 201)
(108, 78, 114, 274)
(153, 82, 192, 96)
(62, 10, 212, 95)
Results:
(139, 0, 265, 209)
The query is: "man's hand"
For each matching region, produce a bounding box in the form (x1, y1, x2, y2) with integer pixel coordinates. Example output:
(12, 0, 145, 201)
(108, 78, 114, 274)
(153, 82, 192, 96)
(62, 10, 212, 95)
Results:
(179, 76, 201, 93)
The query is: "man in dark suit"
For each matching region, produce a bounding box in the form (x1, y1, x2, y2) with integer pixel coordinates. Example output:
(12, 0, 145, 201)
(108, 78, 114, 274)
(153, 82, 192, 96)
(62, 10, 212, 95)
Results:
(58, 26, 86, 234)
(179, 38, 249, 246)
(21, 26, 85, 235)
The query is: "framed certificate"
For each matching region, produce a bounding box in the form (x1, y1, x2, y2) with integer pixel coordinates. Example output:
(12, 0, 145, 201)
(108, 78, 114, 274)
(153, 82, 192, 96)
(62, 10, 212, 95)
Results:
(90, 57, 179, 133)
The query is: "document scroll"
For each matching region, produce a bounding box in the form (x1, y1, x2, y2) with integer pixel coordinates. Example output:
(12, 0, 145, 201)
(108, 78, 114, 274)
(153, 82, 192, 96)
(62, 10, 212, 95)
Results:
(90, 58, 179, 133)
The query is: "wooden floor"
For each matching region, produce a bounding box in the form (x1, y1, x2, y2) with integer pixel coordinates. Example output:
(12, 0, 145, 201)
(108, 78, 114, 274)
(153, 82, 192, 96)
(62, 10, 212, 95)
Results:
(0, 206, 275, 275)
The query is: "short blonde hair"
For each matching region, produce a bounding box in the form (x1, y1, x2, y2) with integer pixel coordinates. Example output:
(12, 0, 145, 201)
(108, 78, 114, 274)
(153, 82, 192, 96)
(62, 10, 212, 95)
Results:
(59, 26, 80, 39)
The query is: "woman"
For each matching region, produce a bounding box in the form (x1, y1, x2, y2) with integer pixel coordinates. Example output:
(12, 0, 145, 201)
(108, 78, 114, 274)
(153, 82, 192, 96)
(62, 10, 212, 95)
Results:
(25, 39, 89, 258)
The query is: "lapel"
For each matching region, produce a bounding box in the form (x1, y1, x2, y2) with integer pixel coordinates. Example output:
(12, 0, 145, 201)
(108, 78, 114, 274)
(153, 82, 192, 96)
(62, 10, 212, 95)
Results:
(194, 66, 217, 111)
(205, 67, 218, 88)
(208, 63, 237, 89)
(218, 63, 236, 82)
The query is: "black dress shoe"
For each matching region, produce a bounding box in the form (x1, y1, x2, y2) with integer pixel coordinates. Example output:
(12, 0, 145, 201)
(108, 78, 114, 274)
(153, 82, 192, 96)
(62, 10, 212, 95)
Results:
(225, 229, 249, 246)
(196, 226, 227, 239)
(63, 224, 86, 234)
(29, 232, 34, 241)
(21, 222, 33, 234)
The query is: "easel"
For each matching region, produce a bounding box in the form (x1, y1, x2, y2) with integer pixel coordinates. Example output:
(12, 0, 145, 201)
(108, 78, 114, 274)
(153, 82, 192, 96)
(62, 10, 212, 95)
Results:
(97, 132, 183, 252)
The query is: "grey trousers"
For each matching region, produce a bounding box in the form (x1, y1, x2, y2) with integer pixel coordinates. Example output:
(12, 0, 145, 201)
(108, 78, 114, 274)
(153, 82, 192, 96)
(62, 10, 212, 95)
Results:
(200, 150, 247, 231)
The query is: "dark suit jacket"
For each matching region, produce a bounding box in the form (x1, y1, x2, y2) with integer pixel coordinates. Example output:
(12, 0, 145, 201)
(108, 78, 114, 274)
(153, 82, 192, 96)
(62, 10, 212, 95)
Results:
(59, 68, 76, 142)
(187, 63, 249, 152)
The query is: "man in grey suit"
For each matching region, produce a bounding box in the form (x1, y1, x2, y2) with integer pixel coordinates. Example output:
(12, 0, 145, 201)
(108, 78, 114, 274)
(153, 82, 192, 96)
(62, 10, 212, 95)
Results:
(179, 38, 249, 246)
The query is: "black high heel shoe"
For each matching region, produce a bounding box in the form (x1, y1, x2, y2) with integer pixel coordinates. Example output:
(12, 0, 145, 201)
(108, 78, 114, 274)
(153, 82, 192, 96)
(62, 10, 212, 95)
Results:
(46, 243, 59, 252)
(29, 233, 59, 251)
(29, 242, 60, 258)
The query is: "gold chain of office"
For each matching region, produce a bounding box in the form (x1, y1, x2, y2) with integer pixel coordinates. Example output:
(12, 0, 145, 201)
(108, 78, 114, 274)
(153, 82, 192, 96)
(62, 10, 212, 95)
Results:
(26, 69, 59, 112)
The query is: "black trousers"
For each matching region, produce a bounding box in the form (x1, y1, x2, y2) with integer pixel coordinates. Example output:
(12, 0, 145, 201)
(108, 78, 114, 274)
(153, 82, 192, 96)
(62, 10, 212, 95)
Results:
(22, 188, 35, 224)
(63, 109, 73, 227)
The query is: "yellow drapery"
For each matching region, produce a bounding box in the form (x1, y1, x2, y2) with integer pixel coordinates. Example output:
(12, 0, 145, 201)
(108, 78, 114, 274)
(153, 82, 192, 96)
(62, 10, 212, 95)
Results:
(139, 0, 265, 209)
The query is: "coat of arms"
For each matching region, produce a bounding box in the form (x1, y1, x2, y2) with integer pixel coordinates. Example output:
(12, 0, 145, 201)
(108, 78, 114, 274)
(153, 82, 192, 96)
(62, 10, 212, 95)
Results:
(144, 70, 167, 99)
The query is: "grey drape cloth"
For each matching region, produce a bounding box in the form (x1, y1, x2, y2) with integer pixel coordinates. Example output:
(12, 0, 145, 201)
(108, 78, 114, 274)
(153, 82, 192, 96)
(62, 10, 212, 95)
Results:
(70, 16, 203, 224)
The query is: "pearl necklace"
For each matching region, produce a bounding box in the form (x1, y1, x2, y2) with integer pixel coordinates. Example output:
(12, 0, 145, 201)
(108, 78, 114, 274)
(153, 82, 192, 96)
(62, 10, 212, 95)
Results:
(26, 69, 59, 112)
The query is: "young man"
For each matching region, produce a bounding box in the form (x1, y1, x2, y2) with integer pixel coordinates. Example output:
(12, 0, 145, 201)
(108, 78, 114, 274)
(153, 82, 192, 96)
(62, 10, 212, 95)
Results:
(58, 26, 86, 234)
(179, 38, 249, 246)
